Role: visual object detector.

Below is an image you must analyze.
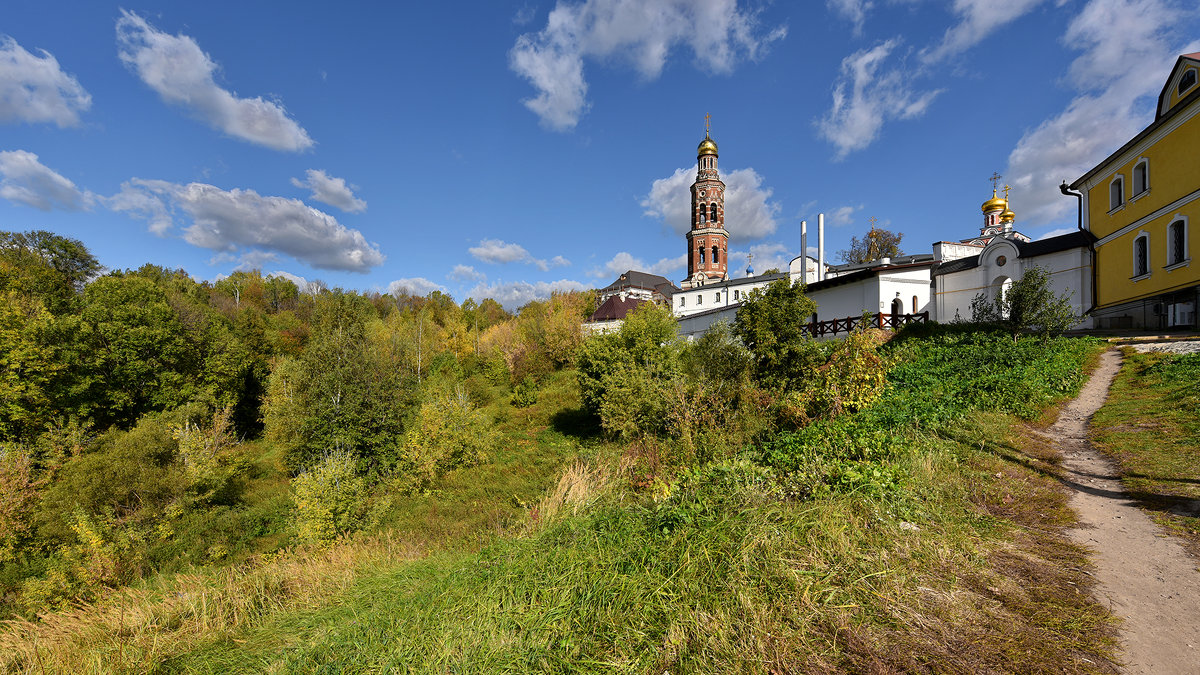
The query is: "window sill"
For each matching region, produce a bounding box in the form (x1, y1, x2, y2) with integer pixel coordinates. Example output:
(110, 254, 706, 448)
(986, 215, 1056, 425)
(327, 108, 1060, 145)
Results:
(1131, 272, 1151, 282)
(1130, 188, 1150, 203)
(1164, 258, 1191, 272)
(1108, 203, 1126, 215)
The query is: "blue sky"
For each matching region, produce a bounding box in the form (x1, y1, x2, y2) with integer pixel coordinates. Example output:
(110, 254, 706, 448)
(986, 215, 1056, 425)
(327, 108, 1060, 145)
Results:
(3, 0, 1199, 308)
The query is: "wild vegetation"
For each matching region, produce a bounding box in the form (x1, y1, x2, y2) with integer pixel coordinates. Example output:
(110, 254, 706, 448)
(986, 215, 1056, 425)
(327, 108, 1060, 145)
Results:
(1091, 348, 1200, 552)
(2, 239, 1120, 672)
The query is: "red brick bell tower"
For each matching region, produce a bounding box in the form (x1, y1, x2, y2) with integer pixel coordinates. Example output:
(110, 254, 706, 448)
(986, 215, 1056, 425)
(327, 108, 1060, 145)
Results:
(684, 115, 729, 288)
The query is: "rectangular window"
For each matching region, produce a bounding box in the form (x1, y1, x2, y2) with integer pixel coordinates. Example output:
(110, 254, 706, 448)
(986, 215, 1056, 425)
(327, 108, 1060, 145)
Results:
(697, 295, 702, 305)
(1133, 161, 1148, 195)
(1169, 220, 1186, 265)
(1134, 235, 1149, 277)
(679, 296, 685, 307)
(714, 292, 720, 303)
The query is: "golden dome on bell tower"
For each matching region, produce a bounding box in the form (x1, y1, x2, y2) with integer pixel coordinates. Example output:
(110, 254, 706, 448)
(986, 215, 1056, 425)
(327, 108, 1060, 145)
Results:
(1000, 206, 1015, 223)
(698, 112, 718, 156)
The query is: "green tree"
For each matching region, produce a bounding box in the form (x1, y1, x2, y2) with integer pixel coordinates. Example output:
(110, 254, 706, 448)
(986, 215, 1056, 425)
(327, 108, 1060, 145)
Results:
(970, 266, 1077, 341)
(0, 230, 101, 314)
(733, 278, 820, 389)
(837, 226, 904, 264)
(71, 276, 196, 428)
(577, 303, 681, 437)
(0, 292, 60, 440)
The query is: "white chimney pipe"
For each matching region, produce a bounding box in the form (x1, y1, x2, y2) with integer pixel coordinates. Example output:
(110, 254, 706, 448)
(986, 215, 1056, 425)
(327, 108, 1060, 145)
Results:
(818, 213, 825, 282)
(800, 219, 808, 282)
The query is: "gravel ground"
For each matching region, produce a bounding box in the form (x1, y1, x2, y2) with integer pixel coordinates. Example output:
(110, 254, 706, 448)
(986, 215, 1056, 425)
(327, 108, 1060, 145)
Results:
(1128, 340, 1200, 354)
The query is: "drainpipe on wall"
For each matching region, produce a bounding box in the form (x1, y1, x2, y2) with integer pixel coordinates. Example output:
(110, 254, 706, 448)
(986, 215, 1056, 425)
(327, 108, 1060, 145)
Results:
(1059, 181, 1095, 316)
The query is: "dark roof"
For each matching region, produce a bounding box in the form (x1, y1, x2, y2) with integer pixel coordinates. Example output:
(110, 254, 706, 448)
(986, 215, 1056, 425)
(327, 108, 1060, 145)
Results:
(806, 259, 935, 292)
(600, 270, 679, 296)
(679, 272, 788, 291)
(1074, 59, 1200, 188)
(587, 295, 647, 322)
(932, 230, 1095, 277)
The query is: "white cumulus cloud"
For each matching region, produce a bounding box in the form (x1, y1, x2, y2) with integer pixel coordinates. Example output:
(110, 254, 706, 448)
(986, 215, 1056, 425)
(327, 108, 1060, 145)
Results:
(468, 278, 590, 310)
(510, 0, 786, 130)
(291, 169, 366, 213)
(592, 251, 687, 279)
(818, 39, 942, 160)
(110, 179, 384, 272)
(468, 238, 570, 271)
(826, 204, 864, 226)
(0, 150, 93, 211)
(642, 165, 781, 242)
(449, 264, 486, 282)
(728, 241, 794, 277)
(0, 37, 91, 127)
(115, 11, 314, 152)
(388, 277, 446, 297)
(1005, 0, 1199, 225)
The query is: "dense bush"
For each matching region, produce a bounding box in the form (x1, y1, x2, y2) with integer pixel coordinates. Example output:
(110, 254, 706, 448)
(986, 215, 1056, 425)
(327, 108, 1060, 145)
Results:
(292, 452, 367, 546)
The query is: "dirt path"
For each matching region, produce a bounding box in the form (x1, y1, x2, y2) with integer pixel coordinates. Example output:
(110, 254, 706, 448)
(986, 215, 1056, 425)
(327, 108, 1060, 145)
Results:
(1049, 348, 1200, 673)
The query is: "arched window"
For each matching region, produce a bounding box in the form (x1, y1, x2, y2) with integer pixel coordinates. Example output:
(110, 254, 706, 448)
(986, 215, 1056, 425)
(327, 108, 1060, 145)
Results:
(699, 205, 706, 224)
(679, 296, 686, 307)
(891, 297, 903, 316)
(699, 248, 705, 265)
(1168, 218, 1188, 266)
(1133, 159, 1149, 196)
(1180, 68, 1197, 96)
(912, 295, 919, 313)
(1133, 232, 1149, 278)
(709, 203, 717, 222)
(712, 246, 719, 264)
(1110, 175, 1125, 210)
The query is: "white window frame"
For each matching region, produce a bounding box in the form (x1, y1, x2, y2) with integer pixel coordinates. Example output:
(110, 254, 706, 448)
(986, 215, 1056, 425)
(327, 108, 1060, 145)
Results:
(1166, 215, 1190, 270)
(1180, 67, 1198, 97)
(1132, 230, 1151, 280)
(1131, 158, 1149, 199)
(1109, 174, 1125, 212)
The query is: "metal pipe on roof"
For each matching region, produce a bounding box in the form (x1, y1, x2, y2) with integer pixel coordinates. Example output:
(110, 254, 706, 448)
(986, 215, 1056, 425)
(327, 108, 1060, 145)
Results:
(801, 220, 808, 283)
(818, 213, 826, 282)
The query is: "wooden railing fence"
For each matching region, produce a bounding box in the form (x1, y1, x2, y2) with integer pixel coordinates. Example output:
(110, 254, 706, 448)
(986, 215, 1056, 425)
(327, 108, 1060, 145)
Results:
(802, 311, 929, 338)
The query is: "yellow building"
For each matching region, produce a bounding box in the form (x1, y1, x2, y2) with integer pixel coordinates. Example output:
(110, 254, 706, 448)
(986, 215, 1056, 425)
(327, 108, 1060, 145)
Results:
(1069, 52, 1200, 330)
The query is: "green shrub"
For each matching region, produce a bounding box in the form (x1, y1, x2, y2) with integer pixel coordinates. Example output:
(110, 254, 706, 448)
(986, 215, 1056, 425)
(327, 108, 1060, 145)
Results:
(292, 452, 367, 546)
(511, 376, 539, 408)
(395, 388, 497, 491)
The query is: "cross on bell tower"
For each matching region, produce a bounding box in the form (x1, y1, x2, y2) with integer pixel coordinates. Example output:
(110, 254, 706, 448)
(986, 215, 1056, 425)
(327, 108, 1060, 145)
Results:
(684, 114, 729, 288)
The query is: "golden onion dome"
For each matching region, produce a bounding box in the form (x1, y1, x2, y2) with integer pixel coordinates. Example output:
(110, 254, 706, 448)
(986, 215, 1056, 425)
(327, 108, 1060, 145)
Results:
(1000, 207, 1015, 223)
(981, 189, 1007, 213)
(698, 136, 718, 156)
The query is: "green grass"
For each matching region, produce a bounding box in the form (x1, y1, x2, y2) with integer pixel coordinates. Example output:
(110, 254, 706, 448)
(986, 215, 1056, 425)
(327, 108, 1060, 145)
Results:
(159, 412, 1116, 673)
(2, 330, 1121, 673)
(1091, 349, 1200, 551)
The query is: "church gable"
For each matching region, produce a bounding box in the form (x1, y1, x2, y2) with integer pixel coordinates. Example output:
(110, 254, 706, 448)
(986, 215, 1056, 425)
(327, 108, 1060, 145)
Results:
(1157, 52, 1200, 118)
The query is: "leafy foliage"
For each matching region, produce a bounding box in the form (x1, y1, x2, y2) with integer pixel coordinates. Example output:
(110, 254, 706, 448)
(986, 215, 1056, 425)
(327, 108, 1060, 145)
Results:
(732, 277, 820, 389)
(837, 226, 904, 264)
(970, 266, 1077, 341)
(292, 452, 367, 546)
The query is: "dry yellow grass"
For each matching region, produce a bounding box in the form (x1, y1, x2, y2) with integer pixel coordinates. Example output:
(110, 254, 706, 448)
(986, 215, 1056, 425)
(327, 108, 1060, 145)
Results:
(0, 531, 421, 674)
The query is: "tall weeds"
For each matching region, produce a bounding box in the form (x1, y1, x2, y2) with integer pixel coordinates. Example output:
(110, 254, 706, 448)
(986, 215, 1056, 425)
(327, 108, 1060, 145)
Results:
(0, 532, 420, 674)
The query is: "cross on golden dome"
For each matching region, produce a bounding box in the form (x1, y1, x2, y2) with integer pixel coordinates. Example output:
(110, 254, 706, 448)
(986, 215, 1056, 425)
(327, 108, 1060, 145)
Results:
(990, 172, 1003, 191)
(704, 112, 711, 137)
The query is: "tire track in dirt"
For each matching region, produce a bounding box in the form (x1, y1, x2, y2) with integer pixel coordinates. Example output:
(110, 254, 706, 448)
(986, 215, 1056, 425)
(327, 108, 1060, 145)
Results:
(1051, 348, 1200, 673)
